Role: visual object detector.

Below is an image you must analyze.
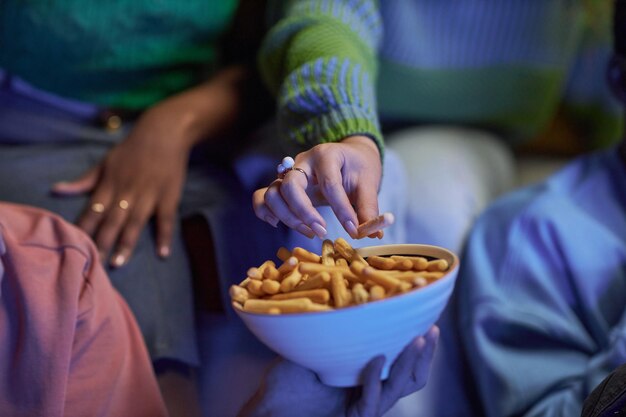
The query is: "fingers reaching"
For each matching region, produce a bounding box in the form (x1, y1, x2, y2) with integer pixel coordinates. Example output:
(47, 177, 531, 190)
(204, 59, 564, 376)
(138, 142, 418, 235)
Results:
(313, 154, 359, 239)
(252, 167, 324, 239)
(253, 138, 383, 240)
(263, 179, 316, 239)
(280, 164, 328, 238)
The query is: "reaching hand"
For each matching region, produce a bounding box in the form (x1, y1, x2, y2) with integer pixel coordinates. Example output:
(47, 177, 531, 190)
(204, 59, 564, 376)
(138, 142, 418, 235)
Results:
(252, 135, 382, 240)
(239, 326, 439, 417)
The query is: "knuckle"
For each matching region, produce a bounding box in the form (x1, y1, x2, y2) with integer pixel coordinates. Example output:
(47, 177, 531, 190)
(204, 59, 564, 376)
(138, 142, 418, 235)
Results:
(95, 235, 114, 253)
(158, 216, 174, 229)
(126, 213, 146, 229)
(318, 176, 341, 194)
(252, 202, 265, 218)
(310, 142, 334, 157)
(278, 180, 299, 199)
(264, 186, 281, 204)
(118, 232, 139, 248)
(252, 189, 264, 203)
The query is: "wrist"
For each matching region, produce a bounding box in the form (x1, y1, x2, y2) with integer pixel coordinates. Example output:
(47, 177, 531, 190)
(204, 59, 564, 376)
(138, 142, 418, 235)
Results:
(342, 135, 381, 159)
(150, 67, 248, 149)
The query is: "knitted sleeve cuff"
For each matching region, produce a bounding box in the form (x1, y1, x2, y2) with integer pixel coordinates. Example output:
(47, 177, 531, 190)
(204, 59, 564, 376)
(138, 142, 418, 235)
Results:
(277, 56, 384, 158)
(279, 104, 384, 158)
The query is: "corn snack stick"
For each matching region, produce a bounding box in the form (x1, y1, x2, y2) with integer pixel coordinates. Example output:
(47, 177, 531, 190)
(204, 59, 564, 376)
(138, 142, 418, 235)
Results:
(298, 262, 358, 280)
(330, 271, 352, 308)
(280, 268, 303, 292)
(356, 212, 395, 239)
(413, 277, 428, 287)
(394, 259, 414, 270)
(276, 246, 292, 262)
(277, 256, 299, 275)
(426, 259, 449, 272)
(247, 279, 265, 296)
(362, 266, 402, 291)
(244, 298, 332, 314)
(335, 257, 348, 267)
(229, 285, 250, 304)
(261, 279, 281, 295)
(349, 260, 368, 276)
(369, 285, 386, 301)
(334, 238, 367, 264)
(367, 256, 396, 270)
(292, 247, 321, 263)
(414, 271, 445, 280)
(263, 264, 281, 280)
(352, 283, 369, 304)
(385, 271, 429, 281)
(321, 239, 335, 266)
(391, 255, 429, 270)
(270, 289, 330, 304)
(247, 260, 276, 280)
(294, 271, 331, 291)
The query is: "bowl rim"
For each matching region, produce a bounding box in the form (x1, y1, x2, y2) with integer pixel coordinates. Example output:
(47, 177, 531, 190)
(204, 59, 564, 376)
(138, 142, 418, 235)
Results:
(233, 243, 459, 318)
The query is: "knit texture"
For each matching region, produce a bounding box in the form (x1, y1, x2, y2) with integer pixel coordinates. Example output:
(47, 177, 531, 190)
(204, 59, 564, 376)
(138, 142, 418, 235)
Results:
(261, 0, 622, 152)
(260, 0, 383, 155)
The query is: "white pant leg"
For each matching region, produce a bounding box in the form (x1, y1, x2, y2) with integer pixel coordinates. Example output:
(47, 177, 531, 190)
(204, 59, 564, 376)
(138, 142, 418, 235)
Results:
(385, 126, 515, 254)
(383, 127, 514, 417)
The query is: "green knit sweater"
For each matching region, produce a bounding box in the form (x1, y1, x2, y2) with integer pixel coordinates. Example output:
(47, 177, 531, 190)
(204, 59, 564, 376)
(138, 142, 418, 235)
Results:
(260, 0, 622, 155)
(0, 1, 238, 109)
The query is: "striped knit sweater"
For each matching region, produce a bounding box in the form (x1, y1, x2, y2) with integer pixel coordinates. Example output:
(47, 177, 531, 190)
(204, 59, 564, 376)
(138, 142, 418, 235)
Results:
(260, 0, 621, 155)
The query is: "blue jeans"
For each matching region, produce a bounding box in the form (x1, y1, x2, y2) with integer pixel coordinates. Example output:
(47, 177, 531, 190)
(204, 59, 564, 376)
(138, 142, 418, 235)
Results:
(0, 71, 279, 367)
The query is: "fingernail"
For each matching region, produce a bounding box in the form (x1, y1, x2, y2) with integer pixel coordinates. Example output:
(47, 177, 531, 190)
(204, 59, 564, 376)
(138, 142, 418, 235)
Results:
(111, 253, 126, 268)
(416, 336, 426, 349)
(264, 215, 279, 228)
(296, 223, 315, 239)
(344, 220, 358, 238)
(310, 222, 327, 238)
(158, 245, 170, 258)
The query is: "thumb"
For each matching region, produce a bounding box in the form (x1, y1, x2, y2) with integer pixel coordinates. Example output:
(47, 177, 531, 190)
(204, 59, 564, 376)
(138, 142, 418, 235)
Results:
(348, 355, 385, 417)
(52, 164, 102, 195)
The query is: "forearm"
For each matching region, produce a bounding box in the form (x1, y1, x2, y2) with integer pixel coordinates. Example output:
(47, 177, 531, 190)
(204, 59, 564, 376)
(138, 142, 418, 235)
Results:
(260, 0, 384, 154)
(148, 65, 249, 149)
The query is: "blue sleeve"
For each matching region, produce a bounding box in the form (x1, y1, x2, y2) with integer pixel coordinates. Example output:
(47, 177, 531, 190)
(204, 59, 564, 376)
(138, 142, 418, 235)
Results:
(458, 201, 626, 417)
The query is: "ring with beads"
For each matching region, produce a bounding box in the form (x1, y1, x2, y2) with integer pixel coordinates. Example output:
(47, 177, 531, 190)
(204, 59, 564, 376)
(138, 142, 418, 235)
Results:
(276, 156, 308, 182)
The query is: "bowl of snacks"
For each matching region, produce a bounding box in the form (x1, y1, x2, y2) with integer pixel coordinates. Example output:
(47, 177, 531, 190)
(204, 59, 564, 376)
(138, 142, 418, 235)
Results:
(230, 238, 459, 387)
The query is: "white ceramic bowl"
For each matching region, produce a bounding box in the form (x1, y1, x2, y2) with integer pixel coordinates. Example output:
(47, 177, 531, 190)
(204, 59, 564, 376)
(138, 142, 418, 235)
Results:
(233, 244, 459, 387)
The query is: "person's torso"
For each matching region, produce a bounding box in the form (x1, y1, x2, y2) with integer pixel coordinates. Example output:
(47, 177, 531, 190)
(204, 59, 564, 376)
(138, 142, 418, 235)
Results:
(376, 0, 621, 148)
(0, 0, 238, 109)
